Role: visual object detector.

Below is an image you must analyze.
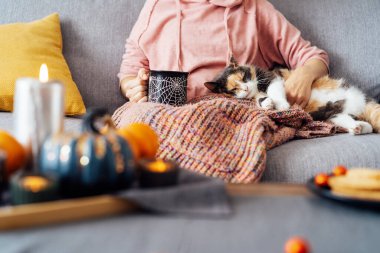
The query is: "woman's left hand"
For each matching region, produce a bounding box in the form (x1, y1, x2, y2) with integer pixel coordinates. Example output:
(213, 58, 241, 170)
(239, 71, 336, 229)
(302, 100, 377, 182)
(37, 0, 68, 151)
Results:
(284, 68, 313, 108)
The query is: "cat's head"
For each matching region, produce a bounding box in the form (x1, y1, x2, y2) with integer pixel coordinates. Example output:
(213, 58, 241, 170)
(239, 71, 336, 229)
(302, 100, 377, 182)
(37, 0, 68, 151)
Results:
(204, 57, 259, 99)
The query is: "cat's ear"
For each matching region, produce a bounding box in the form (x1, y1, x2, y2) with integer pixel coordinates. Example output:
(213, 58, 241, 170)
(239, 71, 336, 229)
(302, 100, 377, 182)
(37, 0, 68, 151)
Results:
(229, 56, 239, 68)
(204, 82, 221, 93)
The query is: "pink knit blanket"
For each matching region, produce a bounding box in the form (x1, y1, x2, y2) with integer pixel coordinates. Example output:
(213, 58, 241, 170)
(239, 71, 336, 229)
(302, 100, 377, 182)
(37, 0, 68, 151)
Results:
(112, 95, 341, 183)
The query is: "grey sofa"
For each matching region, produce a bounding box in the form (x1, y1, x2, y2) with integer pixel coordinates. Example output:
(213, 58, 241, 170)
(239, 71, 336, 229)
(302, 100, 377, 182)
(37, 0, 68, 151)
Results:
(1, 0, 379, 183)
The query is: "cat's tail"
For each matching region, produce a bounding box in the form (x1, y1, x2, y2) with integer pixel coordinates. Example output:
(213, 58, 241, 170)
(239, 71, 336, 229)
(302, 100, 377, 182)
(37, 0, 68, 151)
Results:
(360, 100, 380, 133)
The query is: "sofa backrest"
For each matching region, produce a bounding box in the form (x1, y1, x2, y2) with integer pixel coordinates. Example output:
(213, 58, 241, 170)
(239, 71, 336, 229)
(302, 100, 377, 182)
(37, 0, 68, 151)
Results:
(270, 0, 380, 97)
(2, 0, 379, 112)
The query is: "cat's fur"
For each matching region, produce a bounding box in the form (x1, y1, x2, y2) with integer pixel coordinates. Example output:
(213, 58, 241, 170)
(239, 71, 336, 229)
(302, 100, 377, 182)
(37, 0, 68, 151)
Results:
(205, 58, 380, 134)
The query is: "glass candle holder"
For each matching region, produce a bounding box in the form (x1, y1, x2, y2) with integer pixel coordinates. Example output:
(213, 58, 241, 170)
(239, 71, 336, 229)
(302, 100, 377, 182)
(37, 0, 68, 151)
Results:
(137, 159, 179, 188)
(10, 171, 59, 205)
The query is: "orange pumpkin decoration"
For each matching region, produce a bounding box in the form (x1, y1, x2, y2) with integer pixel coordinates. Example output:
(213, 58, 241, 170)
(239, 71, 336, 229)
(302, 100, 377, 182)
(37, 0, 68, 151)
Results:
(117, 123, 159, 160)
(0, 130, 26, 178)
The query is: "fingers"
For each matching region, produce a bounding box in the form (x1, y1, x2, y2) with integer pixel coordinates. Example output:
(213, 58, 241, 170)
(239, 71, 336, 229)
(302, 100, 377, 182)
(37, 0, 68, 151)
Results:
(122, 68, 150, 101)
(300, 99, 309, 109)
(138, 96, 148, 103)
(130, 91, 147, 102)
(125, 84, 147, 99)
(286, 92, 296, 106)
(138, 68, 150, 81)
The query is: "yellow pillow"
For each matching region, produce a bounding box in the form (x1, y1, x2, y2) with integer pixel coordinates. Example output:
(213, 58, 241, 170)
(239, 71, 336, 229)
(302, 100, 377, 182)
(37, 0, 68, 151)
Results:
(0, 13, 86, 115)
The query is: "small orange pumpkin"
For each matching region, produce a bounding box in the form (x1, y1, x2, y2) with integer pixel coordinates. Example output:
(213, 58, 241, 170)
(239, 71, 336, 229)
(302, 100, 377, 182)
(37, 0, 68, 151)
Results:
(0, 130, 26, 178)
(117, 123, 159, 160)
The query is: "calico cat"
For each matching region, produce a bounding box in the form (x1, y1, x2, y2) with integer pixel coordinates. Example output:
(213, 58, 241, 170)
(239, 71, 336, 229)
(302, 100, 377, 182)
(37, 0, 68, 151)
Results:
(205, 58, 380, 134)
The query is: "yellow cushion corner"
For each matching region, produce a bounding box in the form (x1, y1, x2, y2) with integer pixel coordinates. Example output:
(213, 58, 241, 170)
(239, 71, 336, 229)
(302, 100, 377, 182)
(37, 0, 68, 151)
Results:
(0, 13, 86, 115)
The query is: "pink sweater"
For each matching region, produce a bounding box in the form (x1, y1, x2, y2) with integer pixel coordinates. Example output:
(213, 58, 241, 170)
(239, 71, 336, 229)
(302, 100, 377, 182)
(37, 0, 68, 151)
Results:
(118, 0, 329, 101)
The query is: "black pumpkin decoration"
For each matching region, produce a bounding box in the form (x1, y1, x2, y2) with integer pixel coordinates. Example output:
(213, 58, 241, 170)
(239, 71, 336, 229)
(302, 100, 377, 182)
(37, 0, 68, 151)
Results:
(40, 108, 135, 196)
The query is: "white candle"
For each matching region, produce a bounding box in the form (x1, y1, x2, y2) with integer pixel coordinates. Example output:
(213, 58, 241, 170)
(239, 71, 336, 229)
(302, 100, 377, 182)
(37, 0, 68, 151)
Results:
(13, 64, 65, 170)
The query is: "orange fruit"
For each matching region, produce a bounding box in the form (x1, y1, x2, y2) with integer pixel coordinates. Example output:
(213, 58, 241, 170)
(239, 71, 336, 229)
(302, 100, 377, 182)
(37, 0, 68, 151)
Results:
(117, 123, 159, 159)
(0, 130, 26, 178)
(314, 173, 329, 187)
(332, 165, 347, 176)
(284, 237, 310, 253)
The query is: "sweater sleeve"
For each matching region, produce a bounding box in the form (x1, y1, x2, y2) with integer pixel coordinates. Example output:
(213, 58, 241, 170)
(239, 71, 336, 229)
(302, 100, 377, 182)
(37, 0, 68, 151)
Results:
(256, 0, 329, 70)
(118, 1, 155, 82)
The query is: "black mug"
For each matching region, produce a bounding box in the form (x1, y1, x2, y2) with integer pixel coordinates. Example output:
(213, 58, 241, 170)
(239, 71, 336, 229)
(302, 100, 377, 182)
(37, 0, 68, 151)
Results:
(148, 70, 188, 106)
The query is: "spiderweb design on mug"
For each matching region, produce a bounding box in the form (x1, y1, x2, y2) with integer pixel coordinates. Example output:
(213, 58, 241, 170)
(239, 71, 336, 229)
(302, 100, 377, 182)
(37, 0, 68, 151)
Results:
(149, 76, 187, 106)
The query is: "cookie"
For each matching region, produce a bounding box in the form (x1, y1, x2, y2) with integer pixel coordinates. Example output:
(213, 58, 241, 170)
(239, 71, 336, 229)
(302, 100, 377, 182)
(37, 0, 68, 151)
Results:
(331, 187, 380, 201)
(346, 168, 380, 180)
(328, 176, 380, 191)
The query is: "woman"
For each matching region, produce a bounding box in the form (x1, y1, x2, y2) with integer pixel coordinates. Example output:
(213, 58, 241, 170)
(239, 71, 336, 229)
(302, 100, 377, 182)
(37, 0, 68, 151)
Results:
(119, 0, 329, 108)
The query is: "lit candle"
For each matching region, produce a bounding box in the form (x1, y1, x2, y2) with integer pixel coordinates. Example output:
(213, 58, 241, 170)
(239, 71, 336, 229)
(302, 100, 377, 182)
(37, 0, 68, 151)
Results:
(138, 159, 179, 188)
(13, 64, 64, 171)
(22, 176, 49, 193)
(147, 160, 174, 173)
(10, 171, 58, 205)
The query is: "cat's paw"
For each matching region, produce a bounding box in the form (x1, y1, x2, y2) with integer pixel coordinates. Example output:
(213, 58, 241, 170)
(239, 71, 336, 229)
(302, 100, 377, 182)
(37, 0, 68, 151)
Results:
(348, 121, 373, 135)
(275, 101, 291, 111)
(259, 97, 275, 110)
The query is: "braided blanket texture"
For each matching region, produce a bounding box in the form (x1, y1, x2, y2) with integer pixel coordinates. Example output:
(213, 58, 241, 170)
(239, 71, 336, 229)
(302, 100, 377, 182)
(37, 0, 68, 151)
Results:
(112, 95, 341, 183)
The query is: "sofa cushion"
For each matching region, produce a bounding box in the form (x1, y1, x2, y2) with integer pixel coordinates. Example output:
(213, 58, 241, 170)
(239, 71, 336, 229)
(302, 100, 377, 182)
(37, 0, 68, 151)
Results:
(0, 13, 86, 115)
(263, 134, 380, 183)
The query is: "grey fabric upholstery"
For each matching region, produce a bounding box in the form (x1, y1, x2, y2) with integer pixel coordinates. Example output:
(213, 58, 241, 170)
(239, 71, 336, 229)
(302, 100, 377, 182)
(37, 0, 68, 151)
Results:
(0, 112, 82, 134)
(263, 134, 380, 183)
(1, 0, 380, 183)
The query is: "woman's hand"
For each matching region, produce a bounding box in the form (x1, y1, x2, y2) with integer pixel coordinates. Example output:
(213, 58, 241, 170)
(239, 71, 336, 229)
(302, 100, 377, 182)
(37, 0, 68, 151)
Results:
(284, 68, 313, 108)
(284, 59, 329, 108)
(120, 68, 150, 102)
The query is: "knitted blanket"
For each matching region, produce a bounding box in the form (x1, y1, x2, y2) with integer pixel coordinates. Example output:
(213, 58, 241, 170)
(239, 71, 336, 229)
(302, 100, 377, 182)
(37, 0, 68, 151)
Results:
(112, 95, 341, 183)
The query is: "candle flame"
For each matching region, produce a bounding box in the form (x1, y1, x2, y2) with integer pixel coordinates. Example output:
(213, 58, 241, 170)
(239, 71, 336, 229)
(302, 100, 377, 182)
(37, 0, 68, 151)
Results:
(22, 176, 49, 193)
(147, 160, 171, 173)
(39, 63, 49, 82)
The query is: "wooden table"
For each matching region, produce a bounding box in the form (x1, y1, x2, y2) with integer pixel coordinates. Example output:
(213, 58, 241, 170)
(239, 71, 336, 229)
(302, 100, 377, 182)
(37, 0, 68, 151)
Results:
(0, 183, 308, 231)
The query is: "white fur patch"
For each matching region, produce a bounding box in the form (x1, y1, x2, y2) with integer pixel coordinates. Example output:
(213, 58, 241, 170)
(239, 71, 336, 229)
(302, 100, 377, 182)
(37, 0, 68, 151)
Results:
(343, 87, 366, 116)
(310, 86, 366, 117)
(330, 113, 373, 135)
(267, 77, 290, 110)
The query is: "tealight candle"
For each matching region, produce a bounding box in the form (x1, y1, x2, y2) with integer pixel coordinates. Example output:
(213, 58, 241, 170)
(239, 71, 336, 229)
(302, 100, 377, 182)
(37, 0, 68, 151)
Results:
(10, 171, 58, 205)
(138, 159, 179, 188)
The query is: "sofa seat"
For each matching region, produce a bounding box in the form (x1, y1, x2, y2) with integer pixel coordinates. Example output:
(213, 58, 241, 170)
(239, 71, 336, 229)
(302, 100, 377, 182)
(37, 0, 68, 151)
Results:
(0, 112, 82, 134)
(1, 111, 379, 183)
(263, 134, 380, 183)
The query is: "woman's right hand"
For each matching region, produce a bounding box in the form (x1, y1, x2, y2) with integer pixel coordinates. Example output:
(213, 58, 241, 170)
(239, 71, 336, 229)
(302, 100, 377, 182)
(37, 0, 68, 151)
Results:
(120, 68, 150, 102)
